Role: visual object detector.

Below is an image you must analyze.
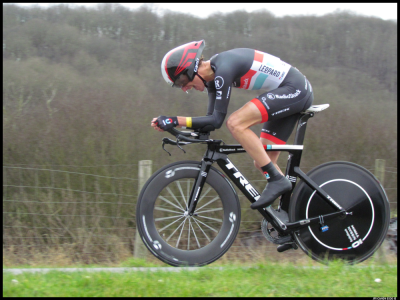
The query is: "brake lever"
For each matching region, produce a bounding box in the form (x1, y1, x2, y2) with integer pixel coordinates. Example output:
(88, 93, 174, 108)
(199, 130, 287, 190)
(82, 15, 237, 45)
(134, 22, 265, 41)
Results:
(162, 140, 172, 156)
(161, 137, 189, 156)
(161, 129, 211, 155)
(175, 136, 186, 154)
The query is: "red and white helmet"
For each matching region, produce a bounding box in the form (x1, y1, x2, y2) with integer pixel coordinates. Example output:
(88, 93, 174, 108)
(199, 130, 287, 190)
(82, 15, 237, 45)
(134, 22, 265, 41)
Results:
(161, 40, 205, 88)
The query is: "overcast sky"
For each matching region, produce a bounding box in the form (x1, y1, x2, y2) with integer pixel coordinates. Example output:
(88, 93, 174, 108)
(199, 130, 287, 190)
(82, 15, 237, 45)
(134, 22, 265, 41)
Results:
(11, 3, 398, 21)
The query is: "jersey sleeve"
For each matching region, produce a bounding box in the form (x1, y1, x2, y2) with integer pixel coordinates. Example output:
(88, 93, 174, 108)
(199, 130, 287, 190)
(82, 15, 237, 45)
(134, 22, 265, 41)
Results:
(188, 52, 240, 131)
(187, 80, 224, 131)
(211, 65, 234, 115)
(189, 67, 235, 131)
(206, 82, 216, 116)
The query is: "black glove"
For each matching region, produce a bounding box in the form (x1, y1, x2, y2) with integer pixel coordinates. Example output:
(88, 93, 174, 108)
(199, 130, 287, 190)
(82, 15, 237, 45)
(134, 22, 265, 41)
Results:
(155, 116, 178, 131)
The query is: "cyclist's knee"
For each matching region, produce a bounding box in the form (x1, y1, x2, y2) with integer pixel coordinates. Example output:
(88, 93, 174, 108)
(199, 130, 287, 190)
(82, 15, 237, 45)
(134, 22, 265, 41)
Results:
(226, 114, 243, 135)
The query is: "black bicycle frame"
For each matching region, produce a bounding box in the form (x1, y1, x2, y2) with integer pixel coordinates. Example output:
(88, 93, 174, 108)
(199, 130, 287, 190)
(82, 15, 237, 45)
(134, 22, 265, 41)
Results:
(185, 112, 348, 235)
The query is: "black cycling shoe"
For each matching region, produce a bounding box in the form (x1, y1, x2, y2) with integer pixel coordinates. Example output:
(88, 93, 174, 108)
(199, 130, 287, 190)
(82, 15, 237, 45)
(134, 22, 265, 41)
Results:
(250, 176, 292, 209)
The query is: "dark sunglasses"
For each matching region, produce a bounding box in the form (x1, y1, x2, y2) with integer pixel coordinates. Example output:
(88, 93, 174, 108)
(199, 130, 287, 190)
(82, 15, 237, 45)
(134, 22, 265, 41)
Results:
(172, 73, 191, 88)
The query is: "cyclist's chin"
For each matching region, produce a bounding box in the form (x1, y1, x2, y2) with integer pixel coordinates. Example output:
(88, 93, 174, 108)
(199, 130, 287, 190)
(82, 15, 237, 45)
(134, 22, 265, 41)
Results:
(195, 86, 205, 92)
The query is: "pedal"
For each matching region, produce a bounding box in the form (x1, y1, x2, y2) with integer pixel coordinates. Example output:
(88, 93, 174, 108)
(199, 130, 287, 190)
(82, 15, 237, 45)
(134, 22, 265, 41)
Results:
(277, 242, 298, 253)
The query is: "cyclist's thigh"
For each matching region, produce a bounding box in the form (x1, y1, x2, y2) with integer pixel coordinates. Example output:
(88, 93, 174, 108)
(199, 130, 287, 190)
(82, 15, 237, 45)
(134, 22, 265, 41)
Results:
(251, 66, 313, 119)
(260, 113, 301, 144)
(252, 67, 314, 144)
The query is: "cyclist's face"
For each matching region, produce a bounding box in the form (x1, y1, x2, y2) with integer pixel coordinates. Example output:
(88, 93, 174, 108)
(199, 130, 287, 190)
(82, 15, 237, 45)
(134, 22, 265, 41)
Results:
(181, 75, 205, 92)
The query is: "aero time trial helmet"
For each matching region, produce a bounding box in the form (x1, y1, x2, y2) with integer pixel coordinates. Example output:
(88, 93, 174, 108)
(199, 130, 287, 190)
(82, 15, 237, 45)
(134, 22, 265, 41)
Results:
(161, 40, 205, 88)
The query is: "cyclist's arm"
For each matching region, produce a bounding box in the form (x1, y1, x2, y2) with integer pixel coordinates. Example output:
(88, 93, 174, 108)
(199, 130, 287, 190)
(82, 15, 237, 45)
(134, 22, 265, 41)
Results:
(176, 111, 226, 132)
(176, 59, 236, 131)
(206, 86, 216, 116)
(176, 78, 230, 131)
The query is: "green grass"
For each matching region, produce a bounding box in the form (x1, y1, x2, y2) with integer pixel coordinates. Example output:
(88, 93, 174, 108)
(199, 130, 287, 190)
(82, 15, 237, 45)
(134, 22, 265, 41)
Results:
(3, 261, 397, 297)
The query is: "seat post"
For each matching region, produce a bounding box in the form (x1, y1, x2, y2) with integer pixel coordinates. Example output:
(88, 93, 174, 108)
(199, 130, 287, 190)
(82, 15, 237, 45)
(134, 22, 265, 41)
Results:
(294, 112, 314, 146)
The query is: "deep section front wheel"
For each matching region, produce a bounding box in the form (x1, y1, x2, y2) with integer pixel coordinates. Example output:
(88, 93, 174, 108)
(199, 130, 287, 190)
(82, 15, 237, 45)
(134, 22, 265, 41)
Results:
(136, 161, 241, 266)
(289, 161, 390, 264)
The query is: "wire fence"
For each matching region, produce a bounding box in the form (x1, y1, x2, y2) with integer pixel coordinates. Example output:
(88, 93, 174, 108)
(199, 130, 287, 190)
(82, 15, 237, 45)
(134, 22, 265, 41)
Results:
(3, 161, 397, 265)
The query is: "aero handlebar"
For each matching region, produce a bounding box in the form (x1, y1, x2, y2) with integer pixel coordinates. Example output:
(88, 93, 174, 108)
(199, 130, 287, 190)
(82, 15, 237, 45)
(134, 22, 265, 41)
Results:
(162, 128, 219, 155)
(166, 128, 212, 143)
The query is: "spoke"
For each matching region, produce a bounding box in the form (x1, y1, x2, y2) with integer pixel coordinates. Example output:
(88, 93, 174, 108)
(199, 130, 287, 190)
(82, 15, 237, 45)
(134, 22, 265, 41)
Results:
(158, 215, 185, 232)
(166, 187, 185, 211)
(158, 195, 185, 212)
(155, 206, 183, 214)
(155, 215, 183, 221)
(176, 218, 188, 247)
(195, 196, 220, 212)
(175, 180, 188, 209)
(190, 218, 201, 248)
(196, 215, 223, 222)
(192, 217, 211, 242)
(191, 217, 219, 233)
(197, 186, 212, 203)
(195, 207, 223, 214)
(187, 218, 191, 250)
(165, 217, 187, 243)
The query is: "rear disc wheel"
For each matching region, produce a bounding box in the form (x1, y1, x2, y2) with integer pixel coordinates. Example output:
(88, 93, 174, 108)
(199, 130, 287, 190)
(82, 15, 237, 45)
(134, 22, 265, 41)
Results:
(289, 161, 390, 264)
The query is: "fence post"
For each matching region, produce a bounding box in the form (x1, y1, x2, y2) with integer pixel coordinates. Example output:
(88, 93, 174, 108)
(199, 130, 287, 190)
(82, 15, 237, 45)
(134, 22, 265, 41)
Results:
(374, 159, 387, 264)
(134, 160, 152, 259)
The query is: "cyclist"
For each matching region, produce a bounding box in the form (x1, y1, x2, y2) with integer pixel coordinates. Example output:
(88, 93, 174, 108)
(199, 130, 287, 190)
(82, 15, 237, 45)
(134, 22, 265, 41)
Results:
(152, 40, 314, 209)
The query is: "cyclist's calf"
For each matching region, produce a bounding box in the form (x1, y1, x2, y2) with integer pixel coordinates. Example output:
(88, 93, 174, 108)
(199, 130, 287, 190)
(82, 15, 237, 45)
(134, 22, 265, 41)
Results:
(254, 151, 283, 176)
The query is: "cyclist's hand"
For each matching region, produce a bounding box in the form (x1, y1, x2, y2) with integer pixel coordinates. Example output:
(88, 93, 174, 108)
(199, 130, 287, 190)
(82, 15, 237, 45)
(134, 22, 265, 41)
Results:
(153, 116, 178, 131)
(151, 117, 164, 132)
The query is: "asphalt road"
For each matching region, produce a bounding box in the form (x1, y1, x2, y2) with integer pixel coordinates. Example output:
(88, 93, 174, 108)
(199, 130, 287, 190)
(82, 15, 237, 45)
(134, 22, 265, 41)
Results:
(6, 264, 395, 275)
(3, 267, 226, 275)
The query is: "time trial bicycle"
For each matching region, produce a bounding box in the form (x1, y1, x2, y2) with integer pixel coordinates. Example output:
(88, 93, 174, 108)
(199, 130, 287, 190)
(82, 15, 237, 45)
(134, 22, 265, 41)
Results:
(136, 104, 390, 266)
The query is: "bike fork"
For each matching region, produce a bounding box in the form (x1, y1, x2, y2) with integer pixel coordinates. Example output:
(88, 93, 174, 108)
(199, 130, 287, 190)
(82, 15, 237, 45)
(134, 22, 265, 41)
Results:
(187, 159, 213, 215)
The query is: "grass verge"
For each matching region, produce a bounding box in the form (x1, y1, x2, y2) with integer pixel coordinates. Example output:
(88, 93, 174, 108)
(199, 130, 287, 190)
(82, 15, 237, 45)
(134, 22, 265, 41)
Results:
(3, 260, 397, 297)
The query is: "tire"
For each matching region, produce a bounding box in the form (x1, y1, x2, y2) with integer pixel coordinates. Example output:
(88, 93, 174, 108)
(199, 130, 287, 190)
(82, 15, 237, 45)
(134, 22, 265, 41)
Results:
(289, 161, 390, 264)
(136, 160, 241, 266)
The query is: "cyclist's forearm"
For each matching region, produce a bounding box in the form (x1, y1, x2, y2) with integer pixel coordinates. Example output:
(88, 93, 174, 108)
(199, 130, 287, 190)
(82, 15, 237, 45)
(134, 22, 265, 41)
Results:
(177, 111, 226, 130)
(176, 116, 190, 128)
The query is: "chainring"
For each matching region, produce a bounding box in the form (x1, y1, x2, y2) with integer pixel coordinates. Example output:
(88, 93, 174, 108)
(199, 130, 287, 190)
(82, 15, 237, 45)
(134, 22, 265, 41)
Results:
(261, 218, 292, 245)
